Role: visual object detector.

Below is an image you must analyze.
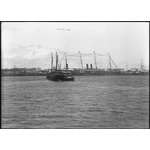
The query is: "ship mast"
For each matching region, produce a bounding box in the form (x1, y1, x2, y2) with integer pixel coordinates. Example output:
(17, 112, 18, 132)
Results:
(64, 53, 68, 74)
(79, 51, 83, 70)
(55, 52, 58, 72)
(93, 51, 97, 69)
(108, 53, 112, 70)
(51, 52, 53, 72)
(141, 59, 145, 71)
(14, 63, 16, 69)
(126, 63, 128, 71)
(109, 54, 118, 69)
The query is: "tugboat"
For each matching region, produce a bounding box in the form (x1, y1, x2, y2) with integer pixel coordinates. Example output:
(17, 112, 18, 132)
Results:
(46, 52, 74, 81)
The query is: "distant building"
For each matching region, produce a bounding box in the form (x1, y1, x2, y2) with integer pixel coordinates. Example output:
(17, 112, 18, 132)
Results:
(130, 68, 138, 71)
(2, 68, 26, 75)
(2, 69, 14, 75)
(25, 68, 36, 73)
(41, 69, 47, 74)
(35, 67, 41, 73)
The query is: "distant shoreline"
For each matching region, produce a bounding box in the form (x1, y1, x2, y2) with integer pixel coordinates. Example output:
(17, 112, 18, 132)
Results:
(1, 74, 149, 77)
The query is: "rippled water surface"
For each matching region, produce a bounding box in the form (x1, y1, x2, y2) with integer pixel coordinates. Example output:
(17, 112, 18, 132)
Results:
(2, 76, 149, 128)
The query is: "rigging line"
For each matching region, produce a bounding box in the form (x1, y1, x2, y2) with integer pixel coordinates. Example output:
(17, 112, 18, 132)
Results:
(58, 55, 65, 64)
(80, 53, 93, 55)
(95, 53, 108, 56)
(110, 56, 118, 68)
(97, 54, 108, 56)
(66, 54, 79, 57)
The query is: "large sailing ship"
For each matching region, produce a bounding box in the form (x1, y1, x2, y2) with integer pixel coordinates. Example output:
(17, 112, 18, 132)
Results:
(70, 51, 121, 76)
(69, 52, 149, 76)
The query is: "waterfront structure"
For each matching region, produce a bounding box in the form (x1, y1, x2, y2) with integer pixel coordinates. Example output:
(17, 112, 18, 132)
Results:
(1, 53, 149, 76)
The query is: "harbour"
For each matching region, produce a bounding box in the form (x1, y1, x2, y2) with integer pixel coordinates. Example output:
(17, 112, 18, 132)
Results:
(1, 22, 149, 129)
(2, 52, 149, 77)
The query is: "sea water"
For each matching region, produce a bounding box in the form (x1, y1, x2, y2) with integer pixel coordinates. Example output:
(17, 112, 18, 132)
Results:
(1, 75, 149, 128)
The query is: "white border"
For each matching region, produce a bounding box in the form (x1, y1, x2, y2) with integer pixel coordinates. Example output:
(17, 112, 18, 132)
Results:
(1, 1, 149, 150)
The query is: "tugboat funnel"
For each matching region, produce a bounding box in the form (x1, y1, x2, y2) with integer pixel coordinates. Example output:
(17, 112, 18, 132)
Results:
(90, 64, 93, 69)
(86, 64, 89, 69)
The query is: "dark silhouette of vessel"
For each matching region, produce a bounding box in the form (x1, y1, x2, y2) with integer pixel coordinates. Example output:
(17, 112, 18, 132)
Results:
(46, 52, 74, 81)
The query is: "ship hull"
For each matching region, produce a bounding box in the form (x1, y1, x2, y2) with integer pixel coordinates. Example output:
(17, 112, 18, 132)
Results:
(47, 73, 74, 81)
(71, 70, 149, 76)
(71, 70, 121, 76)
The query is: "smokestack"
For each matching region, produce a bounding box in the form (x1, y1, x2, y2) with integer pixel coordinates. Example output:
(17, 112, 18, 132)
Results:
(57, 55, 58, 63)
(86, 64, 89, 69)
(90, 64, 93, 69)
(66, 64, 68, 70)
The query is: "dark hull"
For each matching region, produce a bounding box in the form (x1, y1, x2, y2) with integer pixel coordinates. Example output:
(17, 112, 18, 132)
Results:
(47, 74, 74, 81)
(72, 70, 121, 76)
(131, 72, 149, 75)
(71, 70, 149, 76)
(62, 77, 74, 81)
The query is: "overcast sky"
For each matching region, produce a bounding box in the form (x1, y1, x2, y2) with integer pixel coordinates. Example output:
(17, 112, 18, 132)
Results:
(2, 22, 149, 69)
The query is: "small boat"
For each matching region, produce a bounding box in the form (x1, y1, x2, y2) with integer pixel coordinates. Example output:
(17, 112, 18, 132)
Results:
(46, 52, 75, 81)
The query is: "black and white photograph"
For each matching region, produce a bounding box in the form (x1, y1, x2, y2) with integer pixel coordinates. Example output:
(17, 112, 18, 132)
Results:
(1, 22, 149, 129)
